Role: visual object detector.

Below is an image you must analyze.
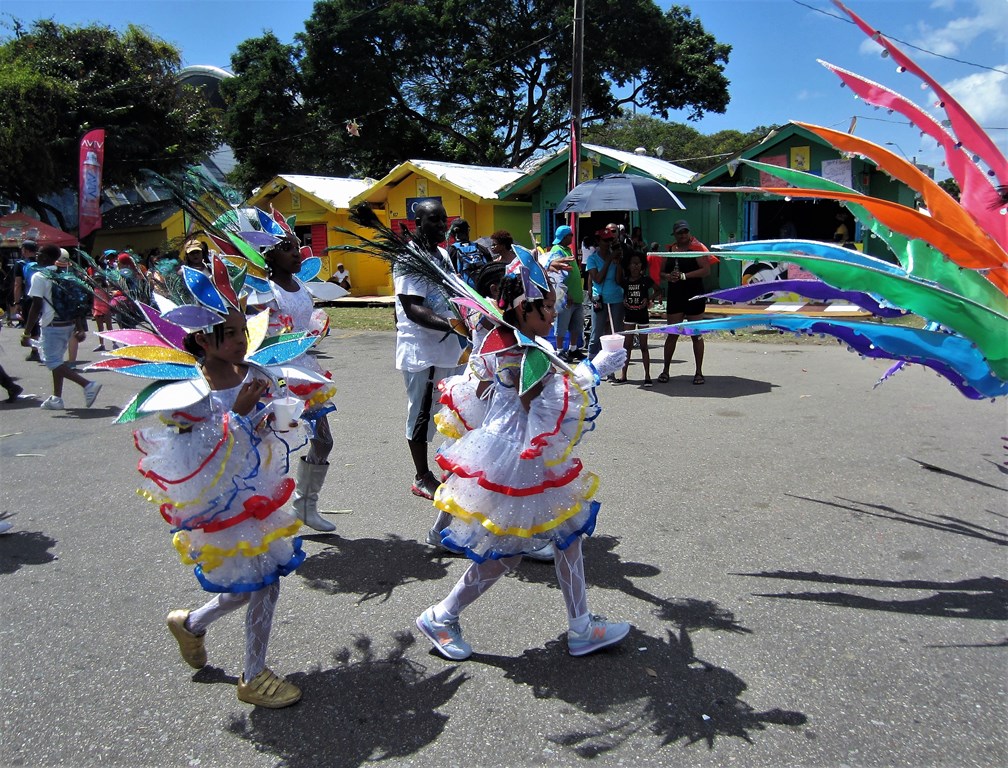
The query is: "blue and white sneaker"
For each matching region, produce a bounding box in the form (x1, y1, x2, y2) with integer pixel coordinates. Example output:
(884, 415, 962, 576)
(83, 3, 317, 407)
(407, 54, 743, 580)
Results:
(567, 615, 630, 656)
(416, 607, 472, 660)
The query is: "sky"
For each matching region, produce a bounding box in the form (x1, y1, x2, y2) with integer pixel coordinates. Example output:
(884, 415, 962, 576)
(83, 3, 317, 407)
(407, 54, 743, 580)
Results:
(3, 0, 1006, 179)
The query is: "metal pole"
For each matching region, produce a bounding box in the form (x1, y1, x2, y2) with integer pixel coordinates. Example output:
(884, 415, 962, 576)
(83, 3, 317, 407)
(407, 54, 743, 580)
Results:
(568, 0, 584, 237)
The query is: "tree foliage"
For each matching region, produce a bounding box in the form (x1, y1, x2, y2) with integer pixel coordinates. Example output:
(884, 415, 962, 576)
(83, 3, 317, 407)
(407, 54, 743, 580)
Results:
(584, 112, 775, 173)
(221, 0, 732, 189)
(0, 19, 221, 226)
(937, 177, 960, 202)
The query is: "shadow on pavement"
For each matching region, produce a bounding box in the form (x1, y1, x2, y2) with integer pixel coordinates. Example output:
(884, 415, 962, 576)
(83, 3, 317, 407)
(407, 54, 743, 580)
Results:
(512, 536, 752, 634)
(640, 375, 776, 399)
(297, 534, 455, 602)
(228, 633, 467, 768)
(473, 625, 805, 757)
(0, 530, 57, 574)
(742, 571, 1008, 620)
(907, 457, 1007, 491)
(788, 493, 1008, 547)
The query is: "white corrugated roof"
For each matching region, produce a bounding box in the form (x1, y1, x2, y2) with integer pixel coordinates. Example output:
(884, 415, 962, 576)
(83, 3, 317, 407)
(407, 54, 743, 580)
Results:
(582, 144, 696, 184)
(409, 160, 525, 200)
(278, 175, 374, 208)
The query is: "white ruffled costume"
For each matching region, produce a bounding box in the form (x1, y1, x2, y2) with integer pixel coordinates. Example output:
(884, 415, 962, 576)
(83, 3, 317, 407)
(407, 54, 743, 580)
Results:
(261, 277, 337, 412)
(135, 369, 305, 592)
(433, 332, 602, 562)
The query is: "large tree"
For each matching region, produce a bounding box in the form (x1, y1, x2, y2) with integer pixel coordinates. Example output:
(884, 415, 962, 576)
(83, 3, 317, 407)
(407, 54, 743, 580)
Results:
(584, 112, 776, 173)
(221, 0, 731, 188)
(0, 19, 220, 229)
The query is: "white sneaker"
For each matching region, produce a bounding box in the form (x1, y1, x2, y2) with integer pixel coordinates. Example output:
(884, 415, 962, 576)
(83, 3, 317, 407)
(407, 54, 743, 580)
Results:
(40, 396, 64, 410)
(83, 381, 102, 408)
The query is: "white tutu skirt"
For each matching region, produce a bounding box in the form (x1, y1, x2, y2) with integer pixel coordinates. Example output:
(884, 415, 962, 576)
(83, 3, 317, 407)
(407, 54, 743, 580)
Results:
(434, 366, 601, 562)
(136, 411, 304, 592)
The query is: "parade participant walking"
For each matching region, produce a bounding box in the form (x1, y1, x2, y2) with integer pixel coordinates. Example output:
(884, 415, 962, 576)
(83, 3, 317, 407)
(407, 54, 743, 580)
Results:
(417, 248, 631, 659)
(107, 260, 309, 709)
(257, 232, 339, 533)
(657, 220, 711, 385)
(21, 245, 101, 410)
(396, 200, 466, 500)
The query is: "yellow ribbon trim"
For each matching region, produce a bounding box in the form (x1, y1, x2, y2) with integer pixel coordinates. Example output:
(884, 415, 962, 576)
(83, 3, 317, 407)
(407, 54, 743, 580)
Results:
(433, 472, 599, 538)
(173, 518, 303, 572)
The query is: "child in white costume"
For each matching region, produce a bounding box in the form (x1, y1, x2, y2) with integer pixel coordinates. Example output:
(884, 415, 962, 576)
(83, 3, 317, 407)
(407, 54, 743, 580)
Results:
(91, 257, 316, 709)
(257, 232, 339, 533)
(417, 248, 632, 659)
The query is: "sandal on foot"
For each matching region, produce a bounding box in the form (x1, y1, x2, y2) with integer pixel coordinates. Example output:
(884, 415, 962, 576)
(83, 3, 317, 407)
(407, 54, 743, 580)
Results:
(693, 374, 705, 385)
(657, 372, 669, 383)
(643, 379, 653, 388)
(237, 668, 302, 708)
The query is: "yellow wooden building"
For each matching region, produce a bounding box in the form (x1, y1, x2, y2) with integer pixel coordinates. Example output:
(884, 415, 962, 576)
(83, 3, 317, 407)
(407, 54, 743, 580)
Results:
(348, 160, 533, 294)
(244, 175, 376, 292)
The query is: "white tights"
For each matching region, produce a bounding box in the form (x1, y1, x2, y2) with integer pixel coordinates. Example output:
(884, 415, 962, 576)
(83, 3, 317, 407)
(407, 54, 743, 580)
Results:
(185, 581, 280, 680)
(433, 536, 590, 632)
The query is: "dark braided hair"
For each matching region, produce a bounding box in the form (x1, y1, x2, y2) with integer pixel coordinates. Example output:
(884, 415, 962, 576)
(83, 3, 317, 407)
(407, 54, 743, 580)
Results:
(469, 261, 506, 300)
(498, 272, 550, 327)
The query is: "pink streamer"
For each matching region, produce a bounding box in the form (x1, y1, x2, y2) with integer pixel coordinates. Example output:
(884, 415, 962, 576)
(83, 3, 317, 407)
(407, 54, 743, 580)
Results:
(820, 62, 1007, 250)
(832, 0, 1007, 186)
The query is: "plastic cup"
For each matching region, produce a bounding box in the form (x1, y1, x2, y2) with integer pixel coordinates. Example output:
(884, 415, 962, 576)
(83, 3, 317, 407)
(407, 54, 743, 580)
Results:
(600, 333, 624, 352)
(272, 396, 305, 431)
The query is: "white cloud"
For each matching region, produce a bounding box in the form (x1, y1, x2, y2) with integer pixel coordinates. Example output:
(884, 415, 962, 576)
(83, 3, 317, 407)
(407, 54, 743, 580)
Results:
(943, 67, 1008, 127)
(913, 0, 1007, 57)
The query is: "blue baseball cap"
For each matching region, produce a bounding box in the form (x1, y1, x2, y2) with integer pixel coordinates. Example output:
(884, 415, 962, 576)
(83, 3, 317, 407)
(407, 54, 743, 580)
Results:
(553, 225, 573, 245)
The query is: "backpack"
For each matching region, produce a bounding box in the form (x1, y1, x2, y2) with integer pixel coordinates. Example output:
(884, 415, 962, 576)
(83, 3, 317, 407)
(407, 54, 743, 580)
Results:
(450, 241, 491, 287)
(42, 269, 93, 322)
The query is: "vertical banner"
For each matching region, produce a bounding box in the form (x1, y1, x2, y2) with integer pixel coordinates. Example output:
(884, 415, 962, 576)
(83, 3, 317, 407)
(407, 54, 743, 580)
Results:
(78, 129, 105, 238)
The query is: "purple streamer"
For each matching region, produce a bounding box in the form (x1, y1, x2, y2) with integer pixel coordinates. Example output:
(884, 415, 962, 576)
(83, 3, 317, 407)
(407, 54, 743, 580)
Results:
(702, 280, 906, 318)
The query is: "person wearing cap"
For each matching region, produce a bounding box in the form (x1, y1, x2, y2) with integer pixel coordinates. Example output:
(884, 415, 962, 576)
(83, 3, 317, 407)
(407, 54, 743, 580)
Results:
(547, 225, 586, 362)
(21, 245, 102, 410)
(327, 262, 351, 291)
(181, 239, 209, 273)
(584, 225, 625, 363)
(657, 220, 711, 385)
(446, 218, 492, 288)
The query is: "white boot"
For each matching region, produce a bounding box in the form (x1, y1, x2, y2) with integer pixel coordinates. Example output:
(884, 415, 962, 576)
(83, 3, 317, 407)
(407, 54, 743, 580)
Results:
(292, 458, 335, 532)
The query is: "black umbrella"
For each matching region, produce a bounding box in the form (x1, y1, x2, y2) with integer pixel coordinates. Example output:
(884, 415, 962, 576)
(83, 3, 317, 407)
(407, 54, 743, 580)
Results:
(555, 173, 685, 213)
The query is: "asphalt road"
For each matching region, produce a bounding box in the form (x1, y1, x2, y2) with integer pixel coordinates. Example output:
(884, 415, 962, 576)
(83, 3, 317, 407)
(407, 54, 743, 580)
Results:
(1, 329, 1005, 768)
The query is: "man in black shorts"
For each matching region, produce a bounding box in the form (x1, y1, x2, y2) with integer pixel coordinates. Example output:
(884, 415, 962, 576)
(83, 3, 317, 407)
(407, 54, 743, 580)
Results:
(657, 220, 711, 385)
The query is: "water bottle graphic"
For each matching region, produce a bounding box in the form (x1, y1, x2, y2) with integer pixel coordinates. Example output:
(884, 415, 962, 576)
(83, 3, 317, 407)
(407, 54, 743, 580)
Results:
(82, 151, 101, 205)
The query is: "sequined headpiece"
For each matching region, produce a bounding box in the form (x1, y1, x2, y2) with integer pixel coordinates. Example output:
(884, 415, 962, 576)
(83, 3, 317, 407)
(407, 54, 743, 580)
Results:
(504, 245, 551, 308)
